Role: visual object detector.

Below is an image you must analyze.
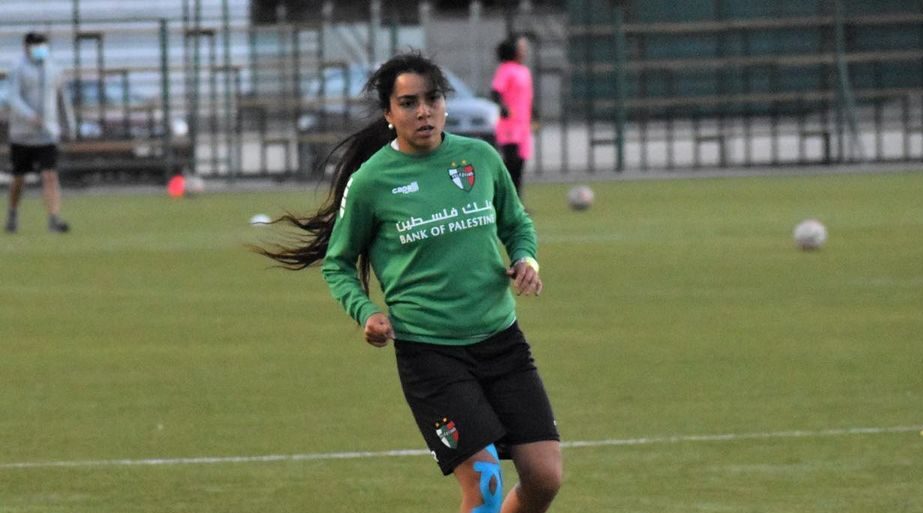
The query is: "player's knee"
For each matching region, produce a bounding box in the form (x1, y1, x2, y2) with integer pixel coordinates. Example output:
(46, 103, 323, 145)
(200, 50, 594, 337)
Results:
(471, 444, 503, 513)
(520, 459, 563, 504)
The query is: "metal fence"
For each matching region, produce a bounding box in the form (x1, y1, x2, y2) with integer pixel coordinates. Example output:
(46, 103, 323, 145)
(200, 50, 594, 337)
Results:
(2, 1, 922, 186)
(553, 0, 923, 174)
(0, 3, 420, 185)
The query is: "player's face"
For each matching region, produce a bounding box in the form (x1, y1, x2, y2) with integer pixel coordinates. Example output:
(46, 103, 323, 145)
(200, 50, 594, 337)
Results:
(516, 37, 528, 62)
(384, 72, 446, 154)
(27, 43, 50, 62)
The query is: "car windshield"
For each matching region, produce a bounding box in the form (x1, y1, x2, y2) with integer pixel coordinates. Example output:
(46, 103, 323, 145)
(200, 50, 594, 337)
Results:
(67, 80, 147, 106)
(442, 69, 475, 98)
(303, 67, 366, 98)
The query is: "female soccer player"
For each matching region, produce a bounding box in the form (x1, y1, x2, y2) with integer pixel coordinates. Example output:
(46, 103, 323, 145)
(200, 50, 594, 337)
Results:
(258, 52, 562, 513)
(491, 35, 534, 198)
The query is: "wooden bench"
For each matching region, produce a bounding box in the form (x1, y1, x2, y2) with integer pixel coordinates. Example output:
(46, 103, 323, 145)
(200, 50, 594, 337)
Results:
(0, 137, 188, 185)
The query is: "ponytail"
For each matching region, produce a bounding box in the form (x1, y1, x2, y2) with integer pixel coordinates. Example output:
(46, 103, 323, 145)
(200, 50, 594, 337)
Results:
(253, 117, 392, 294)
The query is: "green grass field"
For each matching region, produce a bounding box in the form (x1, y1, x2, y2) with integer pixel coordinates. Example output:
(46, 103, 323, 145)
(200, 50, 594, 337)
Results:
(1, 171, 921, 513)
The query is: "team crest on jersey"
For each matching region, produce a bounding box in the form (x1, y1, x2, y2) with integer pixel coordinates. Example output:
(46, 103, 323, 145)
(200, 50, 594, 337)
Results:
(435, 417, 459, 449)
(448, 161, 476, 191)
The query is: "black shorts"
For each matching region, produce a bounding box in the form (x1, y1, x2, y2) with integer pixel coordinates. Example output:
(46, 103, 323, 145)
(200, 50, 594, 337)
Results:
(10, 144, 58, 176)
(394, 321, 559, 475)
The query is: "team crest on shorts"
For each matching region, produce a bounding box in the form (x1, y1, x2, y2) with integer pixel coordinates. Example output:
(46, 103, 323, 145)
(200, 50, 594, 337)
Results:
(448, 161, 475, 192)
(435, 417, 459, 449)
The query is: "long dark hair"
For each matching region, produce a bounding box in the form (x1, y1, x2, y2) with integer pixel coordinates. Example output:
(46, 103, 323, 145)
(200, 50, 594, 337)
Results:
(255, 51, 452, 294)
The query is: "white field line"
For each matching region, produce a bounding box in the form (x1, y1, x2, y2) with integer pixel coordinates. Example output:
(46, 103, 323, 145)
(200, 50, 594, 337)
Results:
(1, 424, 920, 470)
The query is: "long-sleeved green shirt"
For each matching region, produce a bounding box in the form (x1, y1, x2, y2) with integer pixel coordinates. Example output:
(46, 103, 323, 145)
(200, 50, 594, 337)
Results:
(321, 133, 537, 345)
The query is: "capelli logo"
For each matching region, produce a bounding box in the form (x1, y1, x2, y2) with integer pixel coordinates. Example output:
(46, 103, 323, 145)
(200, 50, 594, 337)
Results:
(392, 181, 420, 195)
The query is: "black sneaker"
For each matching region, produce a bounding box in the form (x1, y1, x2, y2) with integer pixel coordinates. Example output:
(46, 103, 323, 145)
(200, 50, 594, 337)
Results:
(4, 218, 16, 234)
(49, 219, 70, 233)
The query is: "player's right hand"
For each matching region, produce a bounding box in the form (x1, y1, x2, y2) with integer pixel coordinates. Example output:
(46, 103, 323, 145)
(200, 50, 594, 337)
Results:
(364, 313, 395, 348)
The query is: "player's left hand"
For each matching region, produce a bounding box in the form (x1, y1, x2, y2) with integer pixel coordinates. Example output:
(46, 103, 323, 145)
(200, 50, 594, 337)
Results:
(507, 261, 543, 296)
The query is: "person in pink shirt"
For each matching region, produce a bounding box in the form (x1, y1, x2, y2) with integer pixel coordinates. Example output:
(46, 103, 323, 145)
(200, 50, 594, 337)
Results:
(491, 35, 533, 197)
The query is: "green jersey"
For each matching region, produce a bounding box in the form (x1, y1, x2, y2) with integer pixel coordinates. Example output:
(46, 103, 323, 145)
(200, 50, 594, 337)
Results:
(321, 133, 537, 345)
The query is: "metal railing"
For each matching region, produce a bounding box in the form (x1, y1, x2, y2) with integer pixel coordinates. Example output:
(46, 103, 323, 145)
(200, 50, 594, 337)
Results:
(552, 0, 923, 173)
(2, 1, 922, 185)
(0, 5, 410, 184)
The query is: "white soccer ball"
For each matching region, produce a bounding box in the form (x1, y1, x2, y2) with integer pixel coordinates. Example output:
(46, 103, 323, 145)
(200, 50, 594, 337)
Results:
(185, 175, 206, 196)
(567, 185, 594, 211)
(249, 214, 272, 226)
(793, 219, 827, 250)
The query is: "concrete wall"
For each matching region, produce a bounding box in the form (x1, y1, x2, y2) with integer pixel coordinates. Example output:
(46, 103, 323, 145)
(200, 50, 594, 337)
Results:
(422, 3, 568, 119)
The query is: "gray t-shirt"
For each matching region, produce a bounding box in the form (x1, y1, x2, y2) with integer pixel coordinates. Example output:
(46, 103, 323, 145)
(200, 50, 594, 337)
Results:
(7, 55, 74, 145)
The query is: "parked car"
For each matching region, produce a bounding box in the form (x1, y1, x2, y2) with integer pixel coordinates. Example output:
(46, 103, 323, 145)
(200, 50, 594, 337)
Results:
(67, 78, 190, 184)
(297, 64, 500, 172)
(66, 78, 189, 140)
(0, 73, 190, 183)
(442, 69, 501, 144)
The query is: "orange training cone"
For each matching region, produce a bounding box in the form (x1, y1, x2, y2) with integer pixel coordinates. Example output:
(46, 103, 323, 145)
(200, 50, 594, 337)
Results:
(167, 175, 186, 198)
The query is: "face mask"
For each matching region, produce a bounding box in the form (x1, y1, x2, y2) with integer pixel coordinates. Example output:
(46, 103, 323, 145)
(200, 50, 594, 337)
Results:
(29, 44, 49, 61)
